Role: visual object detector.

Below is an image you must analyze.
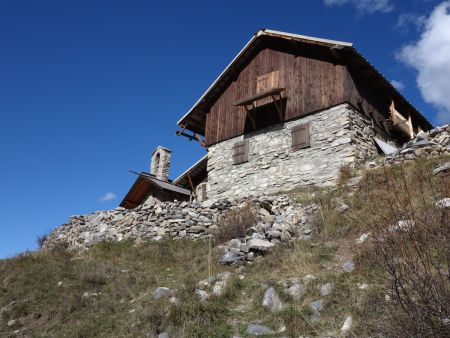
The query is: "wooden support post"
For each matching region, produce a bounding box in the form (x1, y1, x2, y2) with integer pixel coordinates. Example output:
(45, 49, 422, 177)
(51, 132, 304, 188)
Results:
(244, 105, 256, 130)
(187, 173, 197, 200)
(271, 94, 284, 121)
(194, 133, 206, 148)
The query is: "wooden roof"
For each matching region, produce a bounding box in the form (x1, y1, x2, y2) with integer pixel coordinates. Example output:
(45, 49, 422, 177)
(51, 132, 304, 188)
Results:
(172, 155, 208, 189)
(177, 29, 432, 136)
(120, 173, 191, 209)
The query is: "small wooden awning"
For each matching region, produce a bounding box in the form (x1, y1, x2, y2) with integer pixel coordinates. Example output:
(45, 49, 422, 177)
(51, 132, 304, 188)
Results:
(234, 87, 285, 106)
(234, 87, 286, 129)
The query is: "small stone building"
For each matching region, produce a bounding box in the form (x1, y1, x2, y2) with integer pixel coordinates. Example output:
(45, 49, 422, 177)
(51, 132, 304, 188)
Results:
(176, 29, 432, 200)
(121, 29, 433, 207)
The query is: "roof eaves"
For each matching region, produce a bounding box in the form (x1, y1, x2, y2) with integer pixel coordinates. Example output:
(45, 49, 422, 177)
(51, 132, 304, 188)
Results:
(172, 154, 208, 185)
(176, 29, 353, 128)
(260, 29, 353, 47)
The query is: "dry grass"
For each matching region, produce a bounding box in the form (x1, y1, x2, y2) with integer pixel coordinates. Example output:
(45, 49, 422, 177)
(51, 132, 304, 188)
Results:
(213, 202, 259, 244)
(352, 158, 450, 337)
(2, 155, 449, 337)
(0, 239, 237, 337)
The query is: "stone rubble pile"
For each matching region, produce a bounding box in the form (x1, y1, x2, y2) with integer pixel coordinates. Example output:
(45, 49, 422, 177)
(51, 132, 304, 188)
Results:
(42, 195, 318, 258)
(376, 125, 450, 166)
(219, 195, 318, 265)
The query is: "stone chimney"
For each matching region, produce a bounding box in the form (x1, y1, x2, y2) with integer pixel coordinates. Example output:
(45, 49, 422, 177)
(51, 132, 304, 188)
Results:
(150, 146, 172, 181)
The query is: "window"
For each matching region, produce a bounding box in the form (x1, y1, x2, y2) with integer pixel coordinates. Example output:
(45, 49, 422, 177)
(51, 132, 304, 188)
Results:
(232, 140, 249, 164)
(291, 123, 311, 151)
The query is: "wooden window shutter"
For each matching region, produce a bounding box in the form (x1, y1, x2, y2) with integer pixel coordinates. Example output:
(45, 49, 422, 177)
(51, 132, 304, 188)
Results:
(291, 123, 311, 151)
(256, 70, 279, 94)
(232, 140, 249, 164)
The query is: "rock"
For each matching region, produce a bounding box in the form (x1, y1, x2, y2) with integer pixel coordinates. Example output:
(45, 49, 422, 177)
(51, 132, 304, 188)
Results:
(153, 287, 171, 300)
(309, 299, 324, 314)
(433, 162, 450, 175)
(195, 289, 209, 302)
(220, 251, 245, 264)
(247, 239, 275, 251)
(198, 276, 216, 289)
(158, 333, 170, 338)
(303, 274, 317, 285)
(356, 232, 371, 244)
(320, 283, 333, 296)
(310, 314, 320, 323)
(266, 230, 281, 239)
(337, 203, 349, 213)
(246, 323, 273, 335)
(280, 230, 292, 242)
(212, 281, 226, 296)
(82, 292, 98, 298)
(435, 198, 450, 208)
(7, 319, 18, 326)
(342, 261, 355, 272)
(217, 271, 232, 282)
(159, 292, 174, 303)
(341, 315, 353, 335)
(262, 287, 283, 311)
(227, 238, 242, 249)
(286, 283, 306, 301)
(389, 220, 415, 232)
(357, 283, 369, 290)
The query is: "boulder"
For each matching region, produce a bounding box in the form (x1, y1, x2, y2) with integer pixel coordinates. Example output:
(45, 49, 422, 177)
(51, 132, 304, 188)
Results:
(195, 289, 209, 302)
(342, 261, 355, 272)
(220, 251, 245, 265)
(286, 283, 306, 301)
(341, 315, 353, 336)
(153, 287, 171, 300)
(247, 239, 275, 251)
(262, 287, 283, 312)
(246, 323, 273, 335)
(320, 283, 333, 296)
(309, 299, 324, 314)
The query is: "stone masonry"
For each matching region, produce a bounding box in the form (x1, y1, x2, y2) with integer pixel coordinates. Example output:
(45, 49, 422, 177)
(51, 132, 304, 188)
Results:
(150, 146, 171, 181)
(206, 103, 386, 200)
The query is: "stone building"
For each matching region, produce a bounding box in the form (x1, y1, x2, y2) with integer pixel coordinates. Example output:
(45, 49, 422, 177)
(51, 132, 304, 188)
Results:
(121, 29, 432, 207)
(176, 29, 432, 201)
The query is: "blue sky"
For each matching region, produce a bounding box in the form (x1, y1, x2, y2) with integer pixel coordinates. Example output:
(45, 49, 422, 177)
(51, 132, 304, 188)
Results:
(1, 0, 450, 258)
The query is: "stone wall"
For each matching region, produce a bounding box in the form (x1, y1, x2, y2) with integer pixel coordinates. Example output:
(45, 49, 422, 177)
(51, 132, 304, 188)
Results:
(42, 195, 316, 264)
(207, 103, 382, 200)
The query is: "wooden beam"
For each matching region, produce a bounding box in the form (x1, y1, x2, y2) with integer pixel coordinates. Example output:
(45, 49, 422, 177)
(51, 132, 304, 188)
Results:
(244, 105, 256, 130)
(270, 94, 284, 120)
(187, 173, 197, 200)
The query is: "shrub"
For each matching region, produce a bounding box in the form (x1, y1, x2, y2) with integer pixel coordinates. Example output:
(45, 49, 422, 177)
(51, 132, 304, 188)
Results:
(337, 163, 355, 186)
(355, 160, 450, 337)
(213, 202, 258, 244)
(36, 232, 49, 249)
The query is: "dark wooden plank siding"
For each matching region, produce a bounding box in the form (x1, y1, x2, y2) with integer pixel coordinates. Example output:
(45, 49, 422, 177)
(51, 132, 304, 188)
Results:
(204, 46, 390, 146)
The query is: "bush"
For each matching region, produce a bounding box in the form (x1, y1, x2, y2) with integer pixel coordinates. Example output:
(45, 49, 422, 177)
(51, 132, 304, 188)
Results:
(36, 232, 49, 248)
(213, 202, 258, 244)
(356, 160, 450, 337)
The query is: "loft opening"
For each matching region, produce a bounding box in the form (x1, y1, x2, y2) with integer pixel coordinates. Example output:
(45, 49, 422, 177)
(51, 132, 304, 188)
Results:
(234, 69, 287, 133)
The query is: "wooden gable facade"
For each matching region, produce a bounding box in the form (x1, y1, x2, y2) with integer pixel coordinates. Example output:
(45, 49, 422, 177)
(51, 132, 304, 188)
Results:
(178, 30, 432, 147)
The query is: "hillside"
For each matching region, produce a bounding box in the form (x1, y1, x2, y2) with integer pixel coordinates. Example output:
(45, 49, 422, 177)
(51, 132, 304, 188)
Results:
(1, 153, 450, 336)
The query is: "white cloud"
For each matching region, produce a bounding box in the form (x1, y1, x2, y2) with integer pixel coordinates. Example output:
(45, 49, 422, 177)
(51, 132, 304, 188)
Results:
(99, 192, 117, 202)
(395, 13, 426, 32)
(323, 0, 394, 14)
(397, 1, 450, 124)
(390, 79, 405, 91)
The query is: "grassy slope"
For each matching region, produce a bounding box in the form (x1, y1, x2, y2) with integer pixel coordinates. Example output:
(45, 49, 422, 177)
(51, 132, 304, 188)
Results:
(1, 155, 449, 337)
